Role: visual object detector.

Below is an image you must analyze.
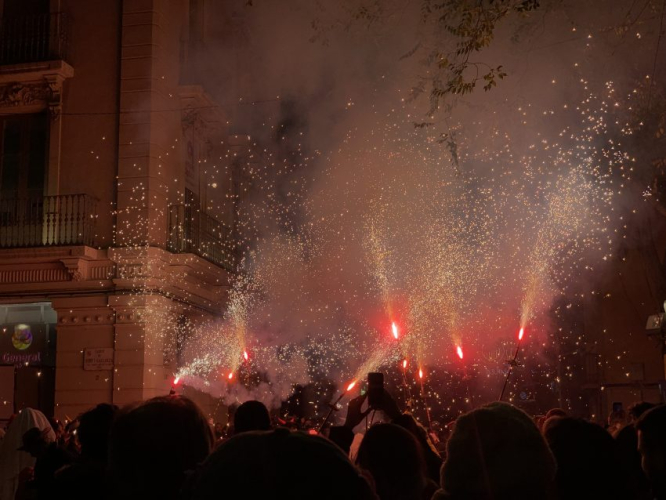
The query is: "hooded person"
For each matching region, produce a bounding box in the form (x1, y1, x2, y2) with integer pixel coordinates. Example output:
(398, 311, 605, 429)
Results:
(187, 427, 376, 500)
(543, 416, 631, 500)
(0, 408, 55, 500)
(356, 423, 436, 500)
(108, 395, 213, 500)
(434, 402, 556, 500)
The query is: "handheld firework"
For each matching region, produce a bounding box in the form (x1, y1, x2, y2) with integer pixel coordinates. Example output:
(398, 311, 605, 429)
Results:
(401, 359, 413, 410)
(170, 375, 181, 395)
(418, 367, 433, 429)
(318, 380, 357, 433)
(499, 327, 525, 401)
(456, 344, 474, 408)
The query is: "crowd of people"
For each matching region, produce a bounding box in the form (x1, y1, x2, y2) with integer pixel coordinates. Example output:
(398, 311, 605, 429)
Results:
(0, 389, 665, 500)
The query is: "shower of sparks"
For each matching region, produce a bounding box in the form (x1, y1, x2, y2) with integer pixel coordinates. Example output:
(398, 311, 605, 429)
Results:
(124, 66, 644, 418)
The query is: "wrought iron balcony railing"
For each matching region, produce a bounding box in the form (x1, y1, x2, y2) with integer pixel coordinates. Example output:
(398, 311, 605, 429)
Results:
(0, 12, 68, 65)
(167, 204, 236, 271)
(0, 194, 97, 248)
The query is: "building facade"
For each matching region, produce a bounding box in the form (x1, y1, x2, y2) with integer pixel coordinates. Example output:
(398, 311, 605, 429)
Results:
(0, 0, 241, 423)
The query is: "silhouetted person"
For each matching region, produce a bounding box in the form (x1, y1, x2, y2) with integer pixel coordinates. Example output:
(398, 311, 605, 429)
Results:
(54, 403, 118, 500)
(187, 428, 375, 499)
(434, 402, 556, 500)
(543, 416, 630, 500)
(15, 426, 73, 500)
(233, 400, 271, 434)
(637, 404, 666, 500)
(356, 423, 435, 500)
(393, 413, 442, 484)
(329, 389, 442, 483)
(108, 395, 213, 500)
(0, 408, 54, 500)
(616, 402, 655, 500)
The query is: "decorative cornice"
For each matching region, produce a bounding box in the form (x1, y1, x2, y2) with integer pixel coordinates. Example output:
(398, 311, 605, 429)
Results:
(0, 61, 74, 118)
(0, 82, 51, 107)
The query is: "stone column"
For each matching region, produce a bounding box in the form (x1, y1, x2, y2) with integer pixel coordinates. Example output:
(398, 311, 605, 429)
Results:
(116, 0, 184, 247)
(51, 296, 114, 421)
(110, 293, 178, 407)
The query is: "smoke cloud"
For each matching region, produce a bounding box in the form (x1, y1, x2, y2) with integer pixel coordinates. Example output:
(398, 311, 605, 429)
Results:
(177, 0, 666, 411)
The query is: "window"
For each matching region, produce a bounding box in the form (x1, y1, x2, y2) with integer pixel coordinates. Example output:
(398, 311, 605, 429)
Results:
(0, 0, 48, 17)
(0, 113, 48, 200)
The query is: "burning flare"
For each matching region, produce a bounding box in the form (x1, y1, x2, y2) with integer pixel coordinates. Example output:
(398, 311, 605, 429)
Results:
(346, 381, 357, 392)
(418, 368, 423, 380)
(243, 350, 249, 361)
(173, 376, 180, 385)
(518, 328, 525, 341)
(391, 322, 399, 339)
(402, 359, 407, 369)
(456, 345, 464, 360)
(228, 372, 234, 380)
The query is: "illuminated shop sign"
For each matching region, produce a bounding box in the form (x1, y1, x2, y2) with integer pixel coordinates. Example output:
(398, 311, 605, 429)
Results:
(0, 323, 47, 366)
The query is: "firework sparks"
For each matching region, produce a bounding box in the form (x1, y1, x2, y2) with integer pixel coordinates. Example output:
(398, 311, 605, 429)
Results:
(169, 68, 637, 420)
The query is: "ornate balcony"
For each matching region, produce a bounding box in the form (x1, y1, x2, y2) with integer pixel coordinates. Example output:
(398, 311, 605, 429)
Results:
(0, 194, 97, 248)
(0, 12, 68, 65)
(167, 204, 236, 271)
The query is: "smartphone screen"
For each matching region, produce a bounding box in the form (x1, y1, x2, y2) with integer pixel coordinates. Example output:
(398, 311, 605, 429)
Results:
(368, 372, 384, 408)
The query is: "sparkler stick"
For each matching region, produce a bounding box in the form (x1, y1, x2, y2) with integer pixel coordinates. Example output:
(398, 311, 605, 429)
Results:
(418, 368, 433, 429)
(401, 359, 413, 410)
(170, 375, 181, 395)
(499, 328, 524, 401)
(318, 381, 356, 433)
(242, 350, 250, 385)
(456, 345, 474, 409)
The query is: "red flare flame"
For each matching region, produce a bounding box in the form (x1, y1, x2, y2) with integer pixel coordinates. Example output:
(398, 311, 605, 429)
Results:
(402, 359, 407, 369)
(391, 322, 399, 339)
(228, 372, 234, 380)
(518, 328, 525, 341)
(456, 345, 464, 360)
(243, 350, 249, 361)
(173, 376, 180, 385)
(419, 368, 423, 380)
(346, 381, 356, 392)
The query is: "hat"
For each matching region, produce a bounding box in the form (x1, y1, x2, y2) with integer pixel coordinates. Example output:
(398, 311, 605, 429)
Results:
(17, 427, 50, 451)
